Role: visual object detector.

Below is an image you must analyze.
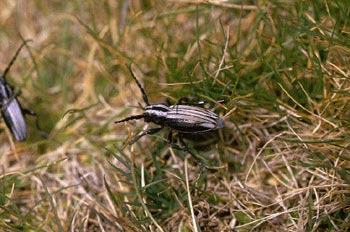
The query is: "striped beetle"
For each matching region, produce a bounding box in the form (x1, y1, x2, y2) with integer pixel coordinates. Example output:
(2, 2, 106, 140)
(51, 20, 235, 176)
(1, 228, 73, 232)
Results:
(115, 64, 224, 165)
(0, 40, 44, 141)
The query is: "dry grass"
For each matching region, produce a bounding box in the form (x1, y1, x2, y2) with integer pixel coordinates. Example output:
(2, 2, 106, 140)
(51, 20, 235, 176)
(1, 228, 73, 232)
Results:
(1, 0, 350, 231)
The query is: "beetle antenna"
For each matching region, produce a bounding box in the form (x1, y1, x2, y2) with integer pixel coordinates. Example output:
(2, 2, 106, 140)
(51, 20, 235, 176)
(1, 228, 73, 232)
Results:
(115, 114, 144, 124)
(127, 64, 150, 106)
(3, 39, 32, 79)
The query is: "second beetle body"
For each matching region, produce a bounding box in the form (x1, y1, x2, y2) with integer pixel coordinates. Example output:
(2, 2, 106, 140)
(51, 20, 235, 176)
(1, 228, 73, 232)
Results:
(115, 65, 224, 146)
(0, 76, 27, 141)
(0, 41, 31, 141)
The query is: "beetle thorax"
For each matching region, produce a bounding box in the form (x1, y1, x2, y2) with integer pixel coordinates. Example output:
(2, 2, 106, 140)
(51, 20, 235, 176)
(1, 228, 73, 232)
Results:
(144, 104, 169, 124)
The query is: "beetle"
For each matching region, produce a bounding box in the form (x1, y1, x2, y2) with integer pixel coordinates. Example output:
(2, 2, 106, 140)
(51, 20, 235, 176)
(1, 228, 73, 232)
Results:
(115, 64, 224, 165)
(0, 40, 41, 141)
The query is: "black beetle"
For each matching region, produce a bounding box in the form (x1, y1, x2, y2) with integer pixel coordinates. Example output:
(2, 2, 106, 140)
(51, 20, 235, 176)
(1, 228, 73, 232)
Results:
(115, 64, 224, 166)
(0, 40, 42, 141)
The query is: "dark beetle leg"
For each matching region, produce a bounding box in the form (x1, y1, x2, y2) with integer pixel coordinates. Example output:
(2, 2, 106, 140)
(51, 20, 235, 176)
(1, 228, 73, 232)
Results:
(22, 109, 35, 116)
(23, 109, 48, 138)
(177, 97, 189, 105)
(177, 136, 224, 171)
(167, 130, 178, 144)
(178, 133, 189, 149)
(178, 98, 226, 107)
(177, 97, 205, 106)
(178, 133, 203, 169)
(171, 142, 205, 172)
(169, 133, 204, 170)
(129, 126, 163, 145)
(167, 130, 173, 144)
(177, 97, 204, 106)
(165, 99, 172, 106)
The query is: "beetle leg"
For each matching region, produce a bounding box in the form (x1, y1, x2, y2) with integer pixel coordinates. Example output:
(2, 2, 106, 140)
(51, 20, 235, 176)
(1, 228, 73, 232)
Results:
(22, 109, 48, 138)
(177, 97, 189, 105)
(167, 130, 178, 144)
(171, 144, 204, 171)
(22, 109, 35, 115)
(129, 126, 163, 145)
(169, 133, 204, 170)
(177, 97, 206, 106)
(178, 134, 203, 166)
(167, 130, 173, 144)
(179, 99, 226, 107)
(177, 97, 205, 106)
(165, 99, 172, 106)
(178, 133, 189, 150)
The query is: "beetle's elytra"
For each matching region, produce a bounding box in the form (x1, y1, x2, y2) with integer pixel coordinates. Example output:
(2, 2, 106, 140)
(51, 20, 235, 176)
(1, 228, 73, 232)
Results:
(115, 64, 224, 154)
(0, 40, 39, 141)
(0, 77, 27, 141)
(144, 104, 224, 133)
